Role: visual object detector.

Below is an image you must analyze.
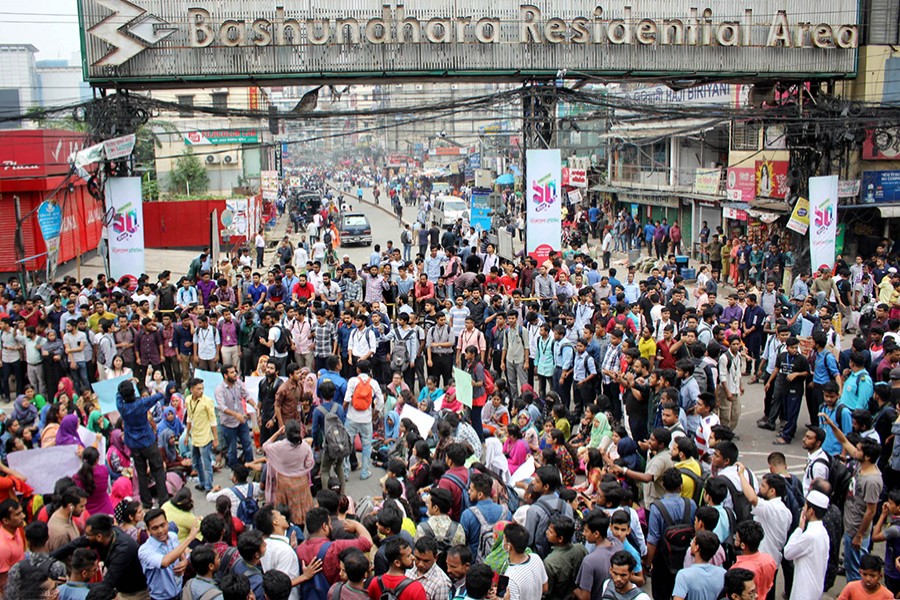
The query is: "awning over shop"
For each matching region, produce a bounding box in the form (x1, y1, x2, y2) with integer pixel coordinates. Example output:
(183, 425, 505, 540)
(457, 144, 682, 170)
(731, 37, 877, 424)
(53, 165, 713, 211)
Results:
(602, 118, 727, 143)
(589, 184, 619, 193)
(749, 198, 792, 213)
(841, 203, 900, 218)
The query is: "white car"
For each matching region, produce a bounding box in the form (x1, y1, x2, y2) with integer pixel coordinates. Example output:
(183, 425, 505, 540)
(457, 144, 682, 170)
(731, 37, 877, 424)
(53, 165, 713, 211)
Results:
(431, 195, 468, 230)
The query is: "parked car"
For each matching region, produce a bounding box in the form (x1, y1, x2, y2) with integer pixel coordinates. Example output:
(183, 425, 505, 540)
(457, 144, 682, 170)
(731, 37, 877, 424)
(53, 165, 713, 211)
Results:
(431, 195, 468, 229)
(338, 212, 373, 246)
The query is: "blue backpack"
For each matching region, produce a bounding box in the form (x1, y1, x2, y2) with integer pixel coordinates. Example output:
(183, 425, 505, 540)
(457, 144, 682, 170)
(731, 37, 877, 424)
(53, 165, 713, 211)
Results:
(301, 542, 332, 600)
(234, 484, 259, 527)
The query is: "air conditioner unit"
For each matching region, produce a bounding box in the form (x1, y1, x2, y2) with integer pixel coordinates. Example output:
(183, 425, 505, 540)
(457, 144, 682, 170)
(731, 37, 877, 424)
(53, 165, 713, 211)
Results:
(450, 84, 458, 90)
(415, 85, 424, 91)
(222, 154, 237, 165)
(205, 154, 219, 164)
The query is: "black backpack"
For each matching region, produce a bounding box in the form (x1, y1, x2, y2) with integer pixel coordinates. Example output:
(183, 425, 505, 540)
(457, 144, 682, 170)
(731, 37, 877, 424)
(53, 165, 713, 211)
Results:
(781, 473, 804, 531)
(718, 476, 753, 524)
(324, 230, 333, 245)
(813, 453, 853, 510)
(652, 498, 695, 574)
(678, 467, 709, 506)
(419, 521, 461, 569)
(376, 576, 414, 600)
(530, 499, 567, 558)
(273, 325, 292, 354)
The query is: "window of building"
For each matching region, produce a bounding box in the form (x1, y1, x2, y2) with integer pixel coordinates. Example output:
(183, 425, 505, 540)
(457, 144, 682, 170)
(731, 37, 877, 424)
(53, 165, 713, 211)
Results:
(177, 95, 195, 118)
(211, 92, 228, 110)
(731, 120, 760, 151)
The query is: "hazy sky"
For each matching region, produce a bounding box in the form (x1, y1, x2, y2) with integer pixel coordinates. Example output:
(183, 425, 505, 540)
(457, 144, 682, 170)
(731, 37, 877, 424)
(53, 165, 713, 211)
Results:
(0, 3, 82, 62)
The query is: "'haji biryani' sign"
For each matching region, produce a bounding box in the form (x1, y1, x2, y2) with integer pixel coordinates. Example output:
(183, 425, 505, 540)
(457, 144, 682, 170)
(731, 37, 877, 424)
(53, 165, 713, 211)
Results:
(78, 0, 859, 86)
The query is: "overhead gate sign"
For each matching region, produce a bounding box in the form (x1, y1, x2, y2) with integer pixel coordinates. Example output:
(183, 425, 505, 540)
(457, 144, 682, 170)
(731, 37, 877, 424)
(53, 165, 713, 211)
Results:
(78, 0, 859, 87)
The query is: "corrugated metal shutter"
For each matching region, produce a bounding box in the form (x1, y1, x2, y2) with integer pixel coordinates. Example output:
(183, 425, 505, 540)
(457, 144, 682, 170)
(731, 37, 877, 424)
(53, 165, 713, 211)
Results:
(0, 193, 42, 273)
(866, 0, 900, 44)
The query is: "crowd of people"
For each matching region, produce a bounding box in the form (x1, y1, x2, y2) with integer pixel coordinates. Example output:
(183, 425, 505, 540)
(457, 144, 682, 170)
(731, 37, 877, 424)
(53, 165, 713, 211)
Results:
(1, 182, 900, 600)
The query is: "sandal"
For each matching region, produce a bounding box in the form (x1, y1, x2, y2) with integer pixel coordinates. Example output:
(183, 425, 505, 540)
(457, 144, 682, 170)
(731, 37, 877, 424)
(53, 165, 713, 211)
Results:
(773, 437, 790, 445)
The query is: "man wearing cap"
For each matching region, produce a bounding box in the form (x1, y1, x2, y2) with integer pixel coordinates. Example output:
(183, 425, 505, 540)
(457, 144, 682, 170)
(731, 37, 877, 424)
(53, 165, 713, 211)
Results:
(783, 490, 831, 600)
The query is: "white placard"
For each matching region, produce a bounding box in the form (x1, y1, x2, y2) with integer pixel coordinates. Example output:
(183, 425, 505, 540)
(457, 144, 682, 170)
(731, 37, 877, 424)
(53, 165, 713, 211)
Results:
(400, 404, 435, 438)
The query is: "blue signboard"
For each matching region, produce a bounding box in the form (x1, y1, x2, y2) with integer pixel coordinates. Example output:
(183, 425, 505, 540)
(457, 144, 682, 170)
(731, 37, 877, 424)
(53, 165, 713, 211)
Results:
(471, 190, 492, 232)
(37, 201, 62, 241)
(861, 170, 900, 203)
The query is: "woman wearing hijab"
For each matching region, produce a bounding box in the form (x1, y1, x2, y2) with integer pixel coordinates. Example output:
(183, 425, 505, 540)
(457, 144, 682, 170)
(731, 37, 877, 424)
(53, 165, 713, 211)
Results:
(482, 435, 511, 484)
(54, 377, 76, 406)
(87, 409, 110, 437)
(165, 383, 185, 422)
(41, 330, 66, 399)
(55, 414, 84, 448)
(40, 403, 66, 448)
(262, 419, 315, 525)
(158, 427, 190, 480)
(588, 410, 613, 452)
(516, 411, 540, 453)
(107, 429, 131, 481)
(503, 424, 530, 475)
(252, 355, 269, 376)
(158, 407, 184, 440)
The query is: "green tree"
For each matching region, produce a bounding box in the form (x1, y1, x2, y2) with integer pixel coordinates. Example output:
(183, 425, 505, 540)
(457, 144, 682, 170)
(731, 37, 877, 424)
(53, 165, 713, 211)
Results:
(169, 149, 209, 195)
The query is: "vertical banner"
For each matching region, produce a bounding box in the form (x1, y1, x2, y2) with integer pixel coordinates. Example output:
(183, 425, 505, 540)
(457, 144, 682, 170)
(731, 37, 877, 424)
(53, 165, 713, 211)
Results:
(526, 149, 562, 263)
(105, 177, 145, 280)
(37, 200, 63, 281)
(809, 175, 838, 271)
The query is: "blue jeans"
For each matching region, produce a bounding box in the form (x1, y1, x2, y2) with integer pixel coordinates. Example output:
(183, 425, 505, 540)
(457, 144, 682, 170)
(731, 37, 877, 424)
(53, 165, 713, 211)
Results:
(403, 244, 412, 262)
(843, 532, 872, 582)
(192, 441, 214, 490)
(344, 419, 373, 478)
(222, 422, 253, 468)
(70, 361, 89, 392)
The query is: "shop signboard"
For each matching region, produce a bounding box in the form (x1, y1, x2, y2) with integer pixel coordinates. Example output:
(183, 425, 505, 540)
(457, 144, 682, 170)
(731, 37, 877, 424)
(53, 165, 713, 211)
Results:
(184, 129, 259, 145)
(77, 0, 859, 87)
(838, 180, 860, 198)
(694, 168, 722, 195)
(861, 171, 900, 203)
(526, 149, 561, 263)
(726, 167, 756, 201)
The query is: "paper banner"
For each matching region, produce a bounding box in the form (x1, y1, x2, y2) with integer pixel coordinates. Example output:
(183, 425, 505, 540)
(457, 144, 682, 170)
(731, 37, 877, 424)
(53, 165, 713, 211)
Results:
(194, 370, 225, 395)
(453, 368, 473, 408)
(79, 426, 107, 465)
(510, 456, 536, 485)
(92, 374, 134, 415)
(244, 376, 263, 403)
(400, 404, 435, 438)
(8, 445, 82, 494)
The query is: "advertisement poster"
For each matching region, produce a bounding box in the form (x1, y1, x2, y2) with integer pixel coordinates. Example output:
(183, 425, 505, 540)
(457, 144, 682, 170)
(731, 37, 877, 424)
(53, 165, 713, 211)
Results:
(526, 149, 562, 263)
(809, 176, 838, 270)
(860, 171, 900, 203)
(184, 129, 259, 145)
(226, 199, 249, 236)
(755, 160, 790, 199)
(862, 129, 900, 160)
(105, 177, 145, 280)
(786, 197, 810, 235)
(726, 167, 756, 201)
(37, 200, 63, 281)
(470, 189, 492, 232)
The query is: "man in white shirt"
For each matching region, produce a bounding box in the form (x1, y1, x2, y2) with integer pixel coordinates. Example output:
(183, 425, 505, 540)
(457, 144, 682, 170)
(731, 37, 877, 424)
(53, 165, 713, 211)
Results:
(735, 464, 793, 565)
(257, 506, 303, 600)
(783, 490, 831, 600)
(479, 244, 500, 276)
(255, 231, 266, 268)
(802, 427, 830, 494)
(503, 522, 547, 600)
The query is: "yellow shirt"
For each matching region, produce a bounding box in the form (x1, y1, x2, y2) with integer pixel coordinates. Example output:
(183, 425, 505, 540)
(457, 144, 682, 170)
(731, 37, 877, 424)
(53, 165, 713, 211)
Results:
(675, 458, 703, 501)
(88, 311, 117, 333)
(879, 277, 895, 304)
(162, 501, 202, 542)
(186, 394, 217, 447)
(638, 337, 657, 362)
